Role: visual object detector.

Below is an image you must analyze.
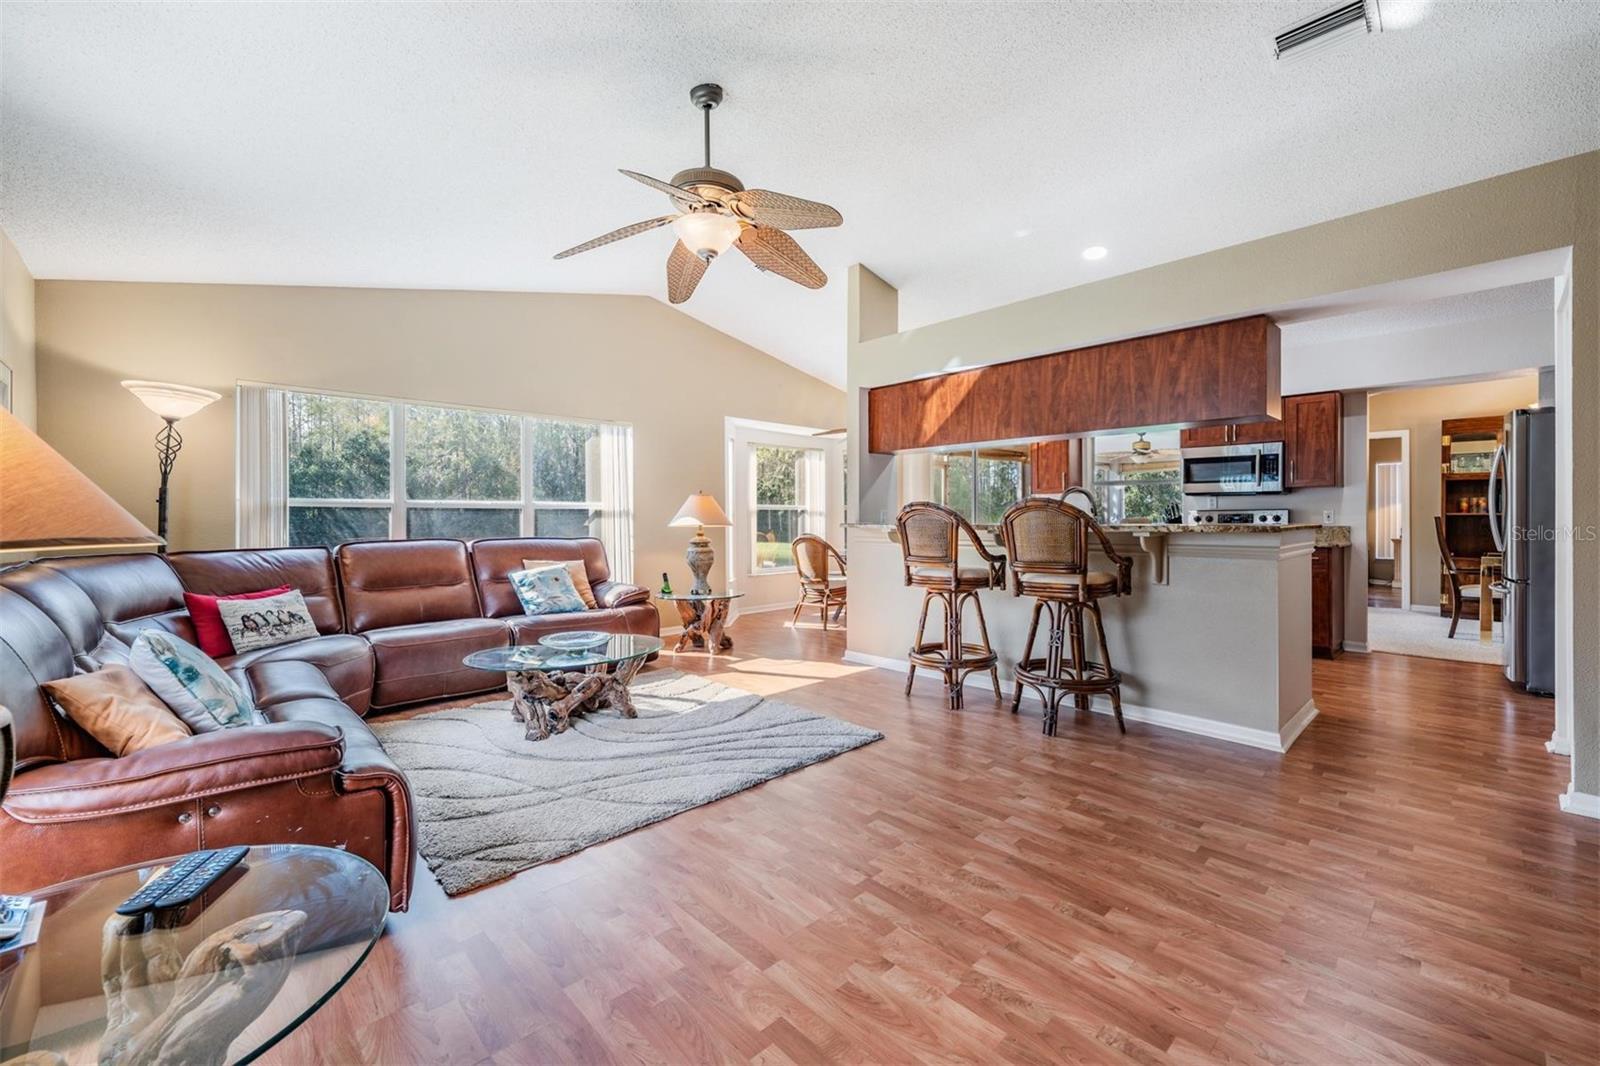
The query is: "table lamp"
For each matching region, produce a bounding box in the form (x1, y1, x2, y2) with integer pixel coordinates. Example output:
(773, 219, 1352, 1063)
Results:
(121, 380, 221, 552)
(669, 492, 732, 595)
(0, 407, 163, 553)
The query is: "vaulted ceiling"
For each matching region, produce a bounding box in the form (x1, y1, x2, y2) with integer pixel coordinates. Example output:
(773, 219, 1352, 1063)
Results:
(4, 2, 1597, 386)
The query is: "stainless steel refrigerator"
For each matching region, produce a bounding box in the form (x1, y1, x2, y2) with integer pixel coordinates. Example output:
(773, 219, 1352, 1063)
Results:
(1490, 407, 1555, 695)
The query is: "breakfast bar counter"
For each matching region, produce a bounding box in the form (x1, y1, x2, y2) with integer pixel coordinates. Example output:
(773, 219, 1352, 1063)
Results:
(843, 522, 1332, 751)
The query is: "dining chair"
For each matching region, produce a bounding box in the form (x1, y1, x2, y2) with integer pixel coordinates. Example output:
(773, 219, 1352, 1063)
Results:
(790, 534, 847, 629)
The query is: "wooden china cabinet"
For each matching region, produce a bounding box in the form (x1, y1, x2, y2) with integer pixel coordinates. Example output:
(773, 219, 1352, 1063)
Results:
(1438, 415, 1504, 620)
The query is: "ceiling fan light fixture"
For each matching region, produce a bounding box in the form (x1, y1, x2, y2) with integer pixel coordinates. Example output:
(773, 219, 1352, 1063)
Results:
(672, 210, 742, 261)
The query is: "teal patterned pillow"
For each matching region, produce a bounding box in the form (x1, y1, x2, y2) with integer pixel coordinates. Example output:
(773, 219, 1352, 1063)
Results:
(509, 565, 589, 616)
(129, 631, 260, 733)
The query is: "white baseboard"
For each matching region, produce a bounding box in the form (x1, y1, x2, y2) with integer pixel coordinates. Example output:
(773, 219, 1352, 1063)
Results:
(1558, 785, 1600, 819)
(735, 601, 796, 616)
(1408, 604, 1442, 615)
(1546, 733, 1572, 756)
(841, 650, 1317, 753)
(1342, 640, 1370, 654)
(660, 625, 683, 638)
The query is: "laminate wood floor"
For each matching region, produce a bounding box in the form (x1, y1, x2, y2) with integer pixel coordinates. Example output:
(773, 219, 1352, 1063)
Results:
(268, 612, 1597, 1065)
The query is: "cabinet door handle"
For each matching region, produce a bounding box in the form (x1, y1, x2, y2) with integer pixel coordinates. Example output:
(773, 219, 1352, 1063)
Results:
(1290, 459, 1297, 483)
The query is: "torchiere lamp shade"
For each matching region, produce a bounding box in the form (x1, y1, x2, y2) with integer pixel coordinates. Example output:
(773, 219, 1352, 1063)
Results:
(669, 493, 733, 530)
(0, 408, 162, 550)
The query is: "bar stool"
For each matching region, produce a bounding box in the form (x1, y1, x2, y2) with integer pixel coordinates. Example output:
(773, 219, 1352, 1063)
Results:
(999, 498, 1134, 735)
(896, 502, 1006, 709)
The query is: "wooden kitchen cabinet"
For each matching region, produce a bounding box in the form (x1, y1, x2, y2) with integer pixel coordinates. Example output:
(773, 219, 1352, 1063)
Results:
(1311, 544, 1347, 658)
(1284, 391, 1343, 488)
(1179, 419, 1283, 448)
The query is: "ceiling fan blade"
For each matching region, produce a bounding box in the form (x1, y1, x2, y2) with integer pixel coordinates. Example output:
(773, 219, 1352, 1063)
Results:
(728, 189, 842, 229)
(552, 215, 678, 260)
(736, 226, 826, 289)
(666, 240, 708, 304)
(620, 169, 710, 208)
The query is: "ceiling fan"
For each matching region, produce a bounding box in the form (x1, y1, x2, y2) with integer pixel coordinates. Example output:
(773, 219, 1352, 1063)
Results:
(553, 84, 842, 304)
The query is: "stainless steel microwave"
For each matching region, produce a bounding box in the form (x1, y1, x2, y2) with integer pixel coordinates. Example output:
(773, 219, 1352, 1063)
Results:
(1181, 441, 1284, 495)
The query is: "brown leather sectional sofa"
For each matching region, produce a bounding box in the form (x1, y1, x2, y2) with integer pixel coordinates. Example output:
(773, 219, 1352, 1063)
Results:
(0, 537, 656, 910)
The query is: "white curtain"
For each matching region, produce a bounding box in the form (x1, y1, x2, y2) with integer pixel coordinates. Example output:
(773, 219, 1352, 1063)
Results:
(235, 384, 288, 548)
(1373, 461, 1403, 560)
(598, 423, 634, 582)
(801, 447, 827, 536)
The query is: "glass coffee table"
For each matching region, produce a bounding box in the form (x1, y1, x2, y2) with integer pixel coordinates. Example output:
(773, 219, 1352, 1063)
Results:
(0, 844, 387, 1066)
(657, 591, 745, 654)
(464, 633, 663, 741)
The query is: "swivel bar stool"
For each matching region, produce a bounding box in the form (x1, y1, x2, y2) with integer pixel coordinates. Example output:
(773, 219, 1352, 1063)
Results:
(999, 498, 1134, 735)
(896, 502, 1006, 709)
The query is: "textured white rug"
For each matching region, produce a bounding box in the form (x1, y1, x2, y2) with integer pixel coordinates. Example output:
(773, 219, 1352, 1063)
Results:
(1367, 607, 1503, 665)
(371, 670, 882, 894)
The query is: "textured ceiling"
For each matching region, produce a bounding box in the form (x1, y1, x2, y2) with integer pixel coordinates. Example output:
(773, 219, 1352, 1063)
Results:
(3, 2, 1597, 386)
(1281, 279, 1554, 345)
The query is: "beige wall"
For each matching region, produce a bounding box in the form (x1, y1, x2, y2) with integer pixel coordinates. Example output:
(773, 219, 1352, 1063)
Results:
(1, 228, 36, 428)
(848, 150, 1598, 802)
(34, 282, 844, 627)
(1369, 375, 1539, 610)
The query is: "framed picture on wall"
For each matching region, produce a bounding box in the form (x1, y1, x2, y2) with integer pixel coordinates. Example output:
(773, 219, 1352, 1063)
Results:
(0, 360, 11, 412)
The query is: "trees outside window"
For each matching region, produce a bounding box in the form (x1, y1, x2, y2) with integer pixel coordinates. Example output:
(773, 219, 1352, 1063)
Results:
(751, 444, 822, 571)
(283, 389, 622, 549)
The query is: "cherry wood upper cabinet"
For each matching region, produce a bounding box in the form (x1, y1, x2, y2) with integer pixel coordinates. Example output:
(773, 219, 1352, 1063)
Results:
(866, 316, 1281, 454)
(1028, 439, 1078, 496)
(1178, 420, 1285, 448)
(1284, 391, 1343, 488)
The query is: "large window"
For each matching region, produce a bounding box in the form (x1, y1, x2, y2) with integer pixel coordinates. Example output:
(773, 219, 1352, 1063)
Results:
(1090, 430, 1182, 523)
(261, 386, 630, 574)
(750, 443, 824, 572)
(928, 446, 1030, 525)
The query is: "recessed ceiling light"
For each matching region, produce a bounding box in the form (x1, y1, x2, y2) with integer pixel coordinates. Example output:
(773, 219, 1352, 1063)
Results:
(1013, 228, 1032, 239)
(1082, 246, 1108, 261)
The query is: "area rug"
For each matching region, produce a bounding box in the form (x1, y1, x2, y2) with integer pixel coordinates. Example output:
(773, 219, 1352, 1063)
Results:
(1367, 607, 1503, 665)
(369, 670, 882, 894)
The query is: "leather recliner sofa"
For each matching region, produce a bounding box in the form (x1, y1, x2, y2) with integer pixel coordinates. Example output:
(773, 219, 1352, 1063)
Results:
(0, 537, 656, 909)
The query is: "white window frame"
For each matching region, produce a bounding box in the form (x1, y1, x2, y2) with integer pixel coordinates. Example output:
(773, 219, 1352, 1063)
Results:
(747, 441, 826, 576)
(271, 383, 621, 545)
(1089, 438, 1182, 524)
(928, 446, 1030, 525)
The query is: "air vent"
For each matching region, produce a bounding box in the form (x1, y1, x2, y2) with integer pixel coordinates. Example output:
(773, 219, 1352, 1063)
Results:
(1274, 1, 1374, 61)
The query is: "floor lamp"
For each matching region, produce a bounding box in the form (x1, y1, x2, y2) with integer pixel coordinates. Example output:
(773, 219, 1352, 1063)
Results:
(1, 406, 163, 792)
(121, 381, 221, 553)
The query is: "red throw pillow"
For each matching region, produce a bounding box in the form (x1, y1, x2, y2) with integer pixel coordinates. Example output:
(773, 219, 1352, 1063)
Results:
(184, 586, 293, 657)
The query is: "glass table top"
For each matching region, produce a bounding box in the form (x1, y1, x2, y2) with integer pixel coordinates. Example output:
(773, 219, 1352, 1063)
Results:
(463, 633, 663, 673)
(0, 844, 387, 1066)
(656, 591, 746, 602)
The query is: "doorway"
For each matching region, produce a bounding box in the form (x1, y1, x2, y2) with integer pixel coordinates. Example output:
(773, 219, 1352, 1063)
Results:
(1367, 430, 1409, 610)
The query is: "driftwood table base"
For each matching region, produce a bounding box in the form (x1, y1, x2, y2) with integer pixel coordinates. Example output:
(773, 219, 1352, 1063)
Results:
(672, 599, 735, 653)
(504, 656, 647, 741)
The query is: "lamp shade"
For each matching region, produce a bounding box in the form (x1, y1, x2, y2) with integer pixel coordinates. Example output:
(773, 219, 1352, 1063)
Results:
(669, 492, 732, 529)
(121, 380, 221, 422)
(0, 408, 162, 550)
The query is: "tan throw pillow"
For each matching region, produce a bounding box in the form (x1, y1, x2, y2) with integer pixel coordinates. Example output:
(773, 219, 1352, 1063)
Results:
(522, 559, 597, 609)
(42, 666, 192, 756)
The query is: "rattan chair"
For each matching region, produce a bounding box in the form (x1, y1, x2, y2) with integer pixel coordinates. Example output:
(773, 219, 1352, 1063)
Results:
(999, 498, 1134, 735)
(895, 502, 1006, 709)
(791, 534, 847, 629)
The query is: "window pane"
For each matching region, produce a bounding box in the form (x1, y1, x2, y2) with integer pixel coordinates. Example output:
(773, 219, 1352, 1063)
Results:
(530, 420, 599, 502)
(1109, 471, 1183, 524)
(754, 445, 807, 506)
(975, 458, 1024, 526)
(289, 506, 390, 547)
(932, 451, 975, 519)
(534, 507, 598, 538)
(405, 405, 520, 501)
(755, 509, 801, 569)
(406, 507, 521, 540)
(288, 393, 390, 499)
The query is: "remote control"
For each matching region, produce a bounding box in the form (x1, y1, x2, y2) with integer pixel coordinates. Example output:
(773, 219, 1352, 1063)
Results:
(150, 846, 249, 910)
(115, 851, 214, 916)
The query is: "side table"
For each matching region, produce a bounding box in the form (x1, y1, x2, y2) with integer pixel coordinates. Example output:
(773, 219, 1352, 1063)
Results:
(658, 592, 745, 654)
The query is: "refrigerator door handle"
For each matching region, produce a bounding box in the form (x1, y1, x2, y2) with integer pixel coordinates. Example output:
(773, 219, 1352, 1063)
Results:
(1488, 443, 1507, 553)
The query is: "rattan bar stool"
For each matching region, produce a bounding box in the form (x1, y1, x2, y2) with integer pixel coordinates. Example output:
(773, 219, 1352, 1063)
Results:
(999, 498, 1134, 735)
(895, 502, 1006, 709)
